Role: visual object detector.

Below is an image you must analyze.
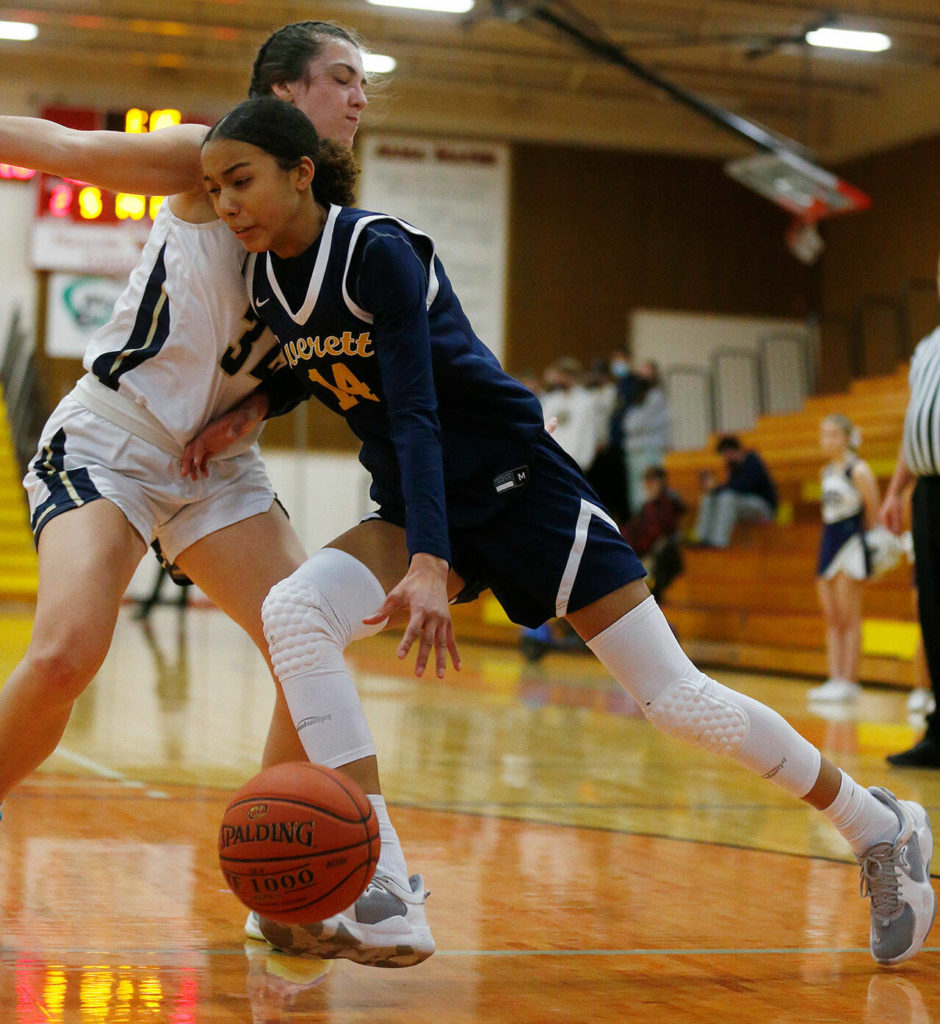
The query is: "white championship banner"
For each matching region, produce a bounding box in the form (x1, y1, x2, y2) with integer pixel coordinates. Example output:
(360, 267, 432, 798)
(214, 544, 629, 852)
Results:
(358, 134, 510, 363)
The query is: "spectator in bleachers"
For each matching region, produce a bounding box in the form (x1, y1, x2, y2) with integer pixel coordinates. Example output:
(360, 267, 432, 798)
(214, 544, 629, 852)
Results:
(584, 357, 629, 525)
(692, 434, 778, 548)
(622, 359, 672, 514)
(621, 465, 686, 604)
(515, 367, 543, 399)
(606, 348, 640, 519)
(539, 357, 600, 472)
(807, 414, 880, 703)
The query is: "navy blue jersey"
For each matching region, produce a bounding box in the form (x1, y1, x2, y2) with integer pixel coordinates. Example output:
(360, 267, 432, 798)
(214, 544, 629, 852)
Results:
(245, 204, 545, 563)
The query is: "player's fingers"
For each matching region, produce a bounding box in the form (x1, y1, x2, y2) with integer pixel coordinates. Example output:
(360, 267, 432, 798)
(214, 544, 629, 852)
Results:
(396, 610, 423, 661)
(187, 446, 207, 480)
(446, 626, 461, 672)
(364, 593, 401, 626)
(434, 626, 449, 679)
(413, 624, 435, 678)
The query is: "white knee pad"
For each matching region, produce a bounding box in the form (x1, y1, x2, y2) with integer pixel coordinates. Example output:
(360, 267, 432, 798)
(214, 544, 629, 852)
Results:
(645, 673, 820, 797)
(260, 548, 387, 768)
(262, 547, 387, 683)
(587, 598, 821, 799)
(644, 675, 748, 756)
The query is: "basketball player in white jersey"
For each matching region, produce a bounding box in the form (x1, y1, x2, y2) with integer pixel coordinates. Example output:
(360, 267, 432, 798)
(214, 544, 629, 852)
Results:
(0, 23, 434, 966)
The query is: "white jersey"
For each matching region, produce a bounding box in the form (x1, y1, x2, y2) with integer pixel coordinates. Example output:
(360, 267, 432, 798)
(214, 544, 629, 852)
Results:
(820, 458, 863, 524)
(78, 199, 285, 453)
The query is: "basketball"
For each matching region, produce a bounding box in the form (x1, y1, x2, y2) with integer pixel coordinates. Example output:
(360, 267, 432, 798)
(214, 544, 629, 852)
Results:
(219, 762, 380, 924)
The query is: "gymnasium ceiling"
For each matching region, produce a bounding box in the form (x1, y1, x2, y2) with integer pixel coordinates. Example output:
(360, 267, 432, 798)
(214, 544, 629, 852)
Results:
(4, 1, 940, 164)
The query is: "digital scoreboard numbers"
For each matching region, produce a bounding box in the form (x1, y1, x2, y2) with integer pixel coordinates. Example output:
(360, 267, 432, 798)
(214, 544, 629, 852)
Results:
(30, 105, 208, 275)
(37, 105, 182, 224)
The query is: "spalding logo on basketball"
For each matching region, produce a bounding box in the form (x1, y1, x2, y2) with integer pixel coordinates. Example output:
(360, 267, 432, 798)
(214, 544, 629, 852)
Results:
(219, 761, 380, 924)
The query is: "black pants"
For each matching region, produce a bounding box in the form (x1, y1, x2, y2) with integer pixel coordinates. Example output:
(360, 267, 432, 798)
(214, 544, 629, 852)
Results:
(585, 442, 630, 524)
(912, 476, 940, 738)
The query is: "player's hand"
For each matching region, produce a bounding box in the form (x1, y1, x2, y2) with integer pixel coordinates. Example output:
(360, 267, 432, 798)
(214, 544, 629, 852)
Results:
(878, 492, 904, 535)
(363, 552, 460, 679)
(180, 392, 268, 480)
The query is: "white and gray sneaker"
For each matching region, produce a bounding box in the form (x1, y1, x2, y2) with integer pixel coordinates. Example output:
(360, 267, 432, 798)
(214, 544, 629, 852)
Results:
(808, 678, 861, 702)
(245, 910, 265, 943)
(859, 787, 936, 965)
(258, 874, 435, 968)
(907, 689, 936, 717)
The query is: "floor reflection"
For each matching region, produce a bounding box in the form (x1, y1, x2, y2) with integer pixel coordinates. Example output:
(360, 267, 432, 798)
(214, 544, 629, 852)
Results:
(1, 603, 939, 1022)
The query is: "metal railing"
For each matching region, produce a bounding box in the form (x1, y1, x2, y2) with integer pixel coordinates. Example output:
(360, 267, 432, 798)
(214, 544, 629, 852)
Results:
(0, 309, 46, 470)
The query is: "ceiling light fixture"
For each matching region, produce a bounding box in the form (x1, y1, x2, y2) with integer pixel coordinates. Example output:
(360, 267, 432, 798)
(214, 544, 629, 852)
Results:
(805, 27, 891, 52)
(0, 20, 38, 41)
(364, 53, 397, 73)
(366, 0, 475, 14)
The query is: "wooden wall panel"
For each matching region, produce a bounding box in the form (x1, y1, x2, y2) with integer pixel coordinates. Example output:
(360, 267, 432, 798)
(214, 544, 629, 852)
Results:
(821, 136, 940, 391)
(503, 143, 819, 378)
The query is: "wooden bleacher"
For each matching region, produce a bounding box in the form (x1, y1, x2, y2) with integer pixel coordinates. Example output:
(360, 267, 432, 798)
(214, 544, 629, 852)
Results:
(666, 364, 915, 687)
(453, 364, 920, 689)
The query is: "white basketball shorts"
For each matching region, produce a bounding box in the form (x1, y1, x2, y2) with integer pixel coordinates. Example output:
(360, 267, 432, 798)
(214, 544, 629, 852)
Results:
(23, 394, 276, 563)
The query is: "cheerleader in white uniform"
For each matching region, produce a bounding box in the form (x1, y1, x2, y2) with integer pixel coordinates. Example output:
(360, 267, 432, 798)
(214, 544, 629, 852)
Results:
(808, 414, 881, 702)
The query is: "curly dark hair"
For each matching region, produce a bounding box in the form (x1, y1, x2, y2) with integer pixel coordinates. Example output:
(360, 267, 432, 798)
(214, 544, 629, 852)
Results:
(204, 98, 359, 208)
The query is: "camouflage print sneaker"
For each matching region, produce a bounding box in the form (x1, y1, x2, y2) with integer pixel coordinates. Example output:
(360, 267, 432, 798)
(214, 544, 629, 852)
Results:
(859, 787, 936, 965)
(259, 874, 435, 968)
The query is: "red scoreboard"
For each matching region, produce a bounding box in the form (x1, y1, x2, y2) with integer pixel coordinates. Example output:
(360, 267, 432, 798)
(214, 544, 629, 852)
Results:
(29, 105, 211, 275)
(36, 105, 197, 224)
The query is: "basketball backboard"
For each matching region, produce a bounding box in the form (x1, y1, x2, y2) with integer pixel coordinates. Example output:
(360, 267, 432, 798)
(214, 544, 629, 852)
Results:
(725, 150, 871, 222)
(725, 150, 871, 264)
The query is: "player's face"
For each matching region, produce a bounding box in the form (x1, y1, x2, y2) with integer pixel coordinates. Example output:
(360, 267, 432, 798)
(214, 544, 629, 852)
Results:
(277, 40, 368, 149)
(202, 138, 316, 257)
(819, 419, 845, 456)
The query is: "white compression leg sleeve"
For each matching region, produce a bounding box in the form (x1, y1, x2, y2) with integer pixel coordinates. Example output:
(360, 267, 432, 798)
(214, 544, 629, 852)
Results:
(587, 596, 821, 798)
(261, 548, 386, 769)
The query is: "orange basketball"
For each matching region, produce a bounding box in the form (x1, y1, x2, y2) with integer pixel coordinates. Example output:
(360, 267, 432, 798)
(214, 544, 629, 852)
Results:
(219, 762, 380, 924)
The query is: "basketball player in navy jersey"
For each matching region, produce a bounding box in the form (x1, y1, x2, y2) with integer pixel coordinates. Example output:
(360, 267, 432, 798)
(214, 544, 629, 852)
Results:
(0, 23, 441, 964)
(188, 97, 936, 967)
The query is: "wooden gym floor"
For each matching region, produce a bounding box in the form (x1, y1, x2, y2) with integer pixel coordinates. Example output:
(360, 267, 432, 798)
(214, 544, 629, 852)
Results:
(0, 600, 938, 1023)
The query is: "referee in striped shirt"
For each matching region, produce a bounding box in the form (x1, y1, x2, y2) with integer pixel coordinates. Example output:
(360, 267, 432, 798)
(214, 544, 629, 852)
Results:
(880, 268, 940, 767)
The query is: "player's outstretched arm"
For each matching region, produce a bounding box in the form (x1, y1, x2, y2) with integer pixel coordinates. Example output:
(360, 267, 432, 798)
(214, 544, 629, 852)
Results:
(0, 116, 207, 197)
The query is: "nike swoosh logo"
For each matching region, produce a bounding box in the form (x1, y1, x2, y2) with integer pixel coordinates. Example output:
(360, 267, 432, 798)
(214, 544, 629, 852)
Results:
(256, 297, 269, 307)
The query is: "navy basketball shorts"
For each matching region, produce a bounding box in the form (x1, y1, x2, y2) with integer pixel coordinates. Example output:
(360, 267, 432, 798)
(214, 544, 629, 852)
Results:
(448, 437, 646, 628)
